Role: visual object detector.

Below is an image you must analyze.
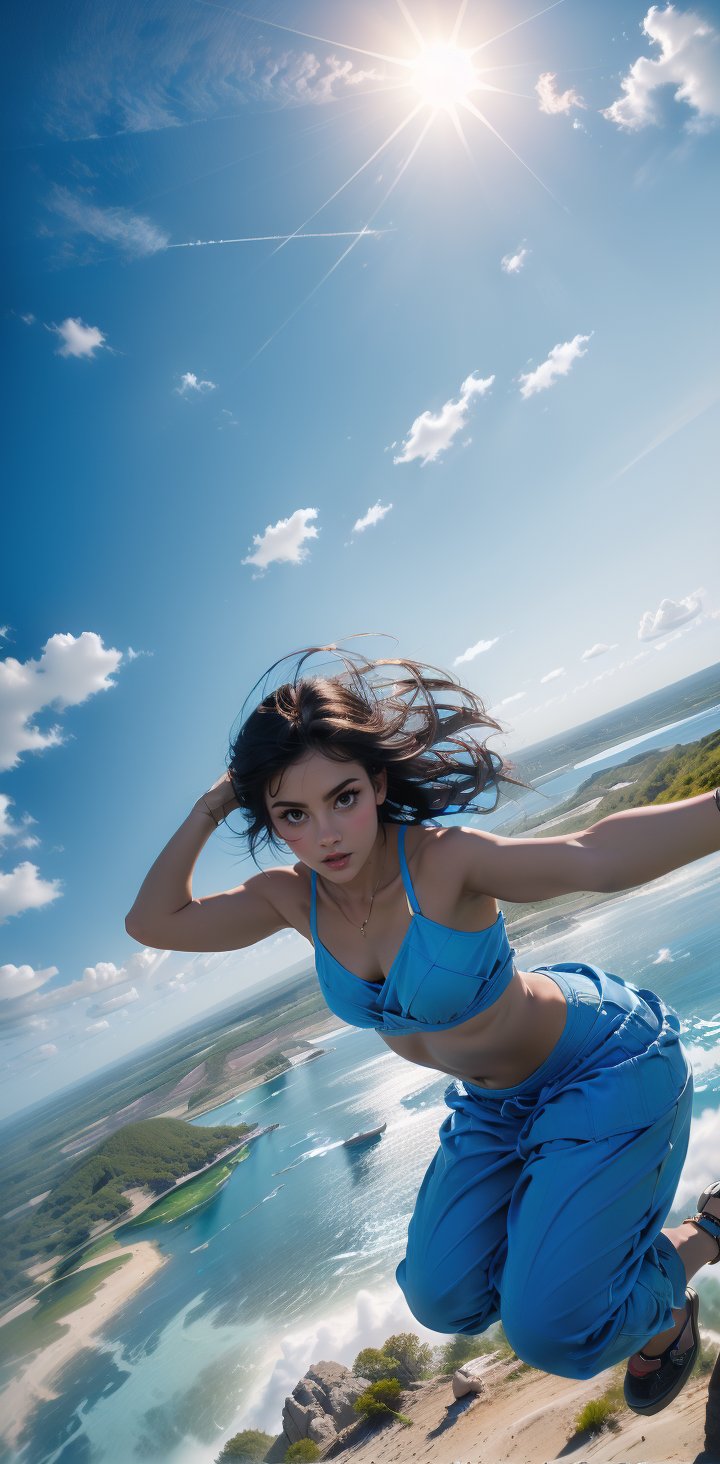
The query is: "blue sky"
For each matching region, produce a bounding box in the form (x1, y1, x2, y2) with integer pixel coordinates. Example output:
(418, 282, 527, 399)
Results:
(2, 0, 720, 1118)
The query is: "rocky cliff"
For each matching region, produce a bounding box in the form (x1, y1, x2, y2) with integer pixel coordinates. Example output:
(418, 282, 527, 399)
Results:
(265, 1359, 371, 1460)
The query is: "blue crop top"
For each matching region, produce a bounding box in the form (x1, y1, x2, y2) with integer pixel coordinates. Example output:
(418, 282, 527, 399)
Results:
(310, 824, 517, 1034)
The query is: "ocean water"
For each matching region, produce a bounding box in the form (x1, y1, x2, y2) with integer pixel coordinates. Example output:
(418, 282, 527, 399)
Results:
(10, 713, 720, 1464)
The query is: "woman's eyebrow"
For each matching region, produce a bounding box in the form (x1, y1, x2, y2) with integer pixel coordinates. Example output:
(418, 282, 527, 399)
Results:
(271, 776, 358, 809)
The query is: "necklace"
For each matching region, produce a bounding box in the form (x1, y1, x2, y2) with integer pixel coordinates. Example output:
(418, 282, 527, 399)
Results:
(321, 829, 388, 937)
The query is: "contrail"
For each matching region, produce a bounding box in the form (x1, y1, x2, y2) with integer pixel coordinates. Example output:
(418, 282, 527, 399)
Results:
(167, 229, 391, 249)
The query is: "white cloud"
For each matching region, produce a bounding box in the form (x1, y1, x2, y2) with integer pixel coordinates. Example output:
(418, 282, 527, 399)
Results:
(501, 245, 529, 274)
(0, 863, 62, 924)
(581, 642, 615, 660)
(536, 72, 586, 114)
(603, 5, 720, 132)
(638, 589, 703, 640)
(0, 795, 39, 849)
(176, 371, 216, 396)
(491, 692, 526, 712)
(264, 52, 381, 105)
(242, 507, 319, 573)
(0, 630, 123, 771)
(352, 501, 393, 534)
(20, 313, 35, 326)
(36, 1043, 58, 1060)
(48, 185, 168, 258)
(651, 947, 674, 963)
(518, 334, 591, 399)
(672, 1105, 720, 1214)
(394, 371, 494, 466)
(47, 15, 384, 142)
(51, 317, 107, 359)
(1, 949, 173, 1030)
(86, 1019, 110, 1033)
(453, 637, 500, 667)
(0, 963, 59, 1002)
(90, 986, 140, 1014)
(540, 667, 565, 683)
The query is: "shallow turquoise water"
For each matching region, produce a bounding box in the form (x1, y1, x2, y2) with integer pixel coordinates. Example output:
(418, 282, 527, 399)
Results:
(11, 716, 720, 1464)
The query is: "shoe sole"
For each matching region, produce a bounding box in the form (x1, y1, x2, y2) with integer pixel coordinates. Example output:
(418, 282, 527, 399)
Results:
(623, 1288, 699, 1417)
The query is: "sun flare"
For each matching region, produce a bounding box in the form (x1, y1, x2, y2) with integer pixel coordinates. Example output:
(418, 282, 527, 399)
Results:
(410, 43, 478, 110)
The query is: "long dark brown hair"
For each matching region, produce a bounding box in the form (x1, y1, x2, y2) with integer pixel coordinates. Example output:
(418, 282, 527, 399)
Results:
(226, 639, 526, 863)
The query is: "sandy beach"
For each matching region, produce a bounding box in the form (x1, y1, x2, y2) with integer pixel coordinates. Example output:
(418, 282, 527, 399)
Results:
(0, 1239, 167, 1452)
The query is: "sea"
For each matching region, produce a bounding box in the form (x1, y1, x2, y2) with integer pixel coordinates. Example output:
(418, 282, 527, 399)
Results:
(10, 703, 720, 1464)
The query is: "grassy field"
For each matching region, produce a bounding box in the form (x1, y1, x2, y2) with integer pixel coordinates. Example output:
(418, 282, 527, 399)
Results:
(120, 1148, 249, 1228)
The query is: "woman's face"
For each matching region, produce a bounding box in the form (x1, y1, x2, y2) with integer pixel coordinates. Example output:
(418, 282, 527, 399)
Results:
(264, 751, 386, 876)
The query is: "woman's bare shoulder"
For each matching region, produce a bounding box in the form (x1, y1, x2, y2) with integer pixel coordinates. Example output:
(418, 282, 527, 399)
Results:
(260, 860, 310, 930)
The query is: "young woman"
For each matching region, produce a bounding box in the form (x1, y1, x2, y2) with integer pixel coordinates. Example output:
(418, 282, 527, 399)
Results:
(126, 646, 720, 1417)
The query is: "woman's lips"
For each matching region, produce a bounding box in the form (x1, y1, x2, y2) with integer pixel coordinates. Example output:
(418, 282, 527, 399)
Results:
(324, 853, 350, 866)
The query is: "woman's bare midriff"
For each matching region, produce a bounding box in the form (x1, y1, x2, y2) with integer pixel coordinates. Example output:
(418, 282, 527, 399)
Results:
(289, 823, 570, 1091)
(379, 970, 569, 1090)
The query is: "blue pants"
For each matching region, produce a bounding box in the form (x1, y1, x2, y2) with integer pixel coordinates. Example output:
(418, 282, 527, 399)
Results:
(395, 963, 693, 1380)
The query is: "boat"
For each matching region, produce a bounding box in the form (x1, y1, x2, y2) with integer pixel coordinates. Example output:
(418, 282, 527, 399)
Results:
(343, 1122, 387, 1148)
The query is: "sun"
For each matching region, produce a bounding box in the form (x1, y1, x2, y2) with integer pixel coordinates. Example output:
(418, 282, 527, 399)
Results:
(223, 0, 559, 360)
(410, 43, 479, 111)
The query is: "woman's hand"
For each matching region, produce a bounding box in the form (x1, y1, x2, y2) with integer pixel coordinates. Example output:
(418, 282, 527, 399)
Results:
(199, 771, 240, 826)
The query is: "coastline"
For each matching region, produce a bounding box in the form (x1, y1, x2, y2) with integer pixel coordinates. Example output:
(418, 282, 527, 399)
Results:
(0, 1238, 167, 1452)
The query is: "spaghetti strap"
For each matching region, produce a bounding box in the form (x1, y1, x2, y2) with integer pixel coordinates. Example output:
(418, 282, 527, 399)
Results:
(398, 825, 421, 915)
(310, 869, 319, 944)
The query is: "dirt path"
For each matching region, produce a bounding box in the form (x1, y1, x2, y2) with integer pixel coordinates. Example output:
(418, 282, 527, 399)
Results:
(337, 1362, 718, 1463)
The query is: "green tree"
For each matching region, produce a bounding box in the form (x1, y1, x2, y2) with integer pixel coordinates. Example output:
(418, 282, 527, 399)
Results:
(433, 1333, 497, 1375)
(284, 1442, 322, 1461)
(382, 1332, 434, 1381)
(352, 1346, 402, 1382)
(353, 1379, 412, 1427)
(216, 1427, 274, 1460)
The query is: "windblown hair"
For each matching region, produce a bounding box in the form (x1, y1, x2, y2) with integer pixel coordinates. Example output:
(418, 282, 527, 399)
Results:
(227, 640, 526, 863)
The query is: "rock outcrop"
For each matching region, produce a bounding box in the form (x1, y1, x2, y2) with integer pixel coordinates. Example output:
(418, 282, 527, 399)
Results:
(265, 1360, 371, 1461)
(452, 1349, 504, 1399)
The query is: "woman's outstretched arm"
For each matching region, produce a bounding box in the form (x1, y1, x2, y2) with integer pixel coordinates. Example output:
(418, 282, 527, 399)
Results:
(125, 774, 293, 952)
(574, 787, 720, 891)
(452, 788, 720, 903)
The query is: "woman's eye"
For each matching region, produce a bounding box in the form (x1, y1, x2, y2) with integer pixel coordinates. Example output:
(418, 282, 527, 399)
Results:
(280, 788, 359, 824)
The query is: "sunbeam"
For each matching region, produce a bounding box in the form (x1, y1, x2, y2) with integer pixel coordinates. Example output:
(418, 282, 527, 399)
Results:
(272, 102, 423, 255)
(247, 113, 434, 367)
(451, 0, 470, 46)
(461, 95, 558, 200)
(395, 0, 426, 50)
(197, 0, 413, 69)
(470, 0, 568, 56)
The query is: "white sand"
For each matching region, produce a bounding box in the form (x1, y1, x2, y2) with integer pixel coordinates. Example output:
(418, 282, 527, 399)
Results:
(0, 1240, 166, 1451)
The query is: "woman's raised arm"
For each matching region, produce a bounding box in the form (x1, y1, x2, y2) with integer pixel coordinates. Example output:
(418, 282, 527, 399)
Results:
(124, 774, 293, 953)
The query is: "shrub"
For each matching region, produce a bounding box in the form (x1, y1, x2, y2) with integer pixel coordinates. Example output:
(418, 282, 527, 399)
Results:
(698, 1339, 720, 1376)
(574, 1393, 622, 1436)
(433, 1329, 512, 1370)
(354, 1378, 412, 1427)
(216, 1427, 274, 1460)
(284, 1442, 322, 1461)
